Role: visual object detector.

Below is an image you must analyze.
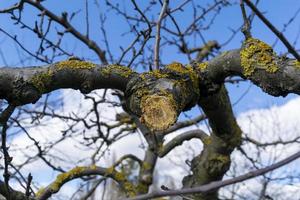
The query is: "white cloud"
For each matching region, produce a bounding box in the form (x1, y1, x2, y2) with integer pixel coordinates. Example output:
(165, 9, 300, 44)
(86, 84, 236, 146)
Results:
(7, 90, 300, 199)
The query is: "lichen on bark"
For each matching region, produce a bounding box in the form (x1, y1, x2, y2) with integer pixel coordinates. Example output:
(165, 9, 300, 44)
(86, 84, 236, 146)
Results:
(101, 64, 134, 78)
(54, 60, 96, 70)
(29, 69, 53, 93)
(240, 38, 279, 76)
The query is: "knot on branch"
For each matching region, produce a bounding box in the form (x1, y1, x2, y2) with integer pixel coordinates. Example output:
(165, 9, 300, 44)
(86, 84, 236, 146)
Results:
(125, 63, 200, 131)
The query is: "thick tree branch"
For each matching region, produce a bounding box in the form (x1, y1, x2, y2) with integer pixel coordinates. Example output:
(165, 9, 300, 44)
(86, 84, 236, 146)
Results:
(1, 38, 300, 130)
(182, 85, 242, 200)
(0, 60, 136, 105)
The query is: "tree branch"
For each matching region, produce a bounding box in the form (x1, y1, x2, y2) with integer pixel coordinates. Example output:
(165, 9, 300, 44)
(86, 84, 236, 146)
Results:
(0, 60, 136, 105)
(124, 149, 300, 200)
(158, 129, 209, 157)
(36, 165, 136, 200)
(154, 0, 169, 69)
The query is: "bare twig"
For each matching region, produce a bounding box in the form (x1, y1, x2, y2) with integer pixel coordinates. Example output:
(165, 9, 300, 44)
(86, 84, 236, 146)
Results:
(243, 0, 300, 61)
(158, 129, 209, 157)
(25, 173, 33, 198)
(0, 104, 15, 199)
(154, 0, 169, 69)
(240, 0, 251, 39)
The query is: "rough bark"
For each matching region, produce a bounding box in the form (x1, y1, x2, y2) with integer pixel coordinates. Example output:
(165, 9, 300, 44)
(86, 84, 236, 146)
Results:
(182, 85, 242, 200)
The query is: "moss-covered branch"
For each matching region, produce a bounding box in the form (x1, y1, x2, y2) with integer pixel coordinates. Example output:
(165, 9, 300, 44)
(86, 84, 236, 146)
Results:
(36, 165, 137, 200)
(0, 59, 136, 106)
(1, 38, 300, 131)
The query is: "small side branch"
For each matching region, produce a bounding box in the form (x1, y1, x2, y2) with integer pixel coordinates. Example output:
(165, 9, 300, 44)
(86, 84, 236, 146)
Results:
(154, 0, 169, 69)
(158, 129, 209, 157)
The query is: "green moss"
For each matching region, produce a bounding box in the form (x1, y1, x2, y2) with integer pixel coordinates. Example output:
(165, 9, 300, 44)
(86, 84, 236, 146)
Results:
(101, 65, 134, 78)
(30, 69, 53, 93)
(55, 60, 96, 70)
(240, 38, 279, 76)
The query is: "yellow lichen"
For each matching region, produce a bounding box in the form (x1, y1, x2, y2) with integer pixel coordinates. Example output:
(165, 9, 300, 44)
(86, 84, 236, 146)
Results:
(135, 88, 150, 99)
(216, 154, 230, 163)
(101, 65, 134, 78)
(240, 38, 279, 76)
(114, 171, 126, 181)
(123, 182, 137, 197)
(140, 93, 177, 131)
(50, 166, 87, 191)
(55, 60, 96, 70)
(105, 166, 115, 175)
(197, 62, 208, 71)
(293, 60, 300, 69)
(211, 154, 230, 164)
(90, 164, 97, 170)
(203, 137, 212, 146)
(35, 187, 46, 197)
(136, 183, 148, 193)
(140, 69, 168, 80)
(166, 62, 199, 91)
(165, 62, 186, 72)
(142, 162, 152, 170)
(30, 69, 53, 93)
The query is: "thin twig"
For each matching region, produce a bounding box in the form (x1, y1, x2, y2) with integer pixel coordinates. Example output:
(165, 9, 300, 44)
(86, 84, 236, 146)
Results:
(243, 0, 300, 61)
(240, 0, 251, 39)
(0, 104, 15, 200)
(154, 0, 169, 69)
(25, 173, 33, 198)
